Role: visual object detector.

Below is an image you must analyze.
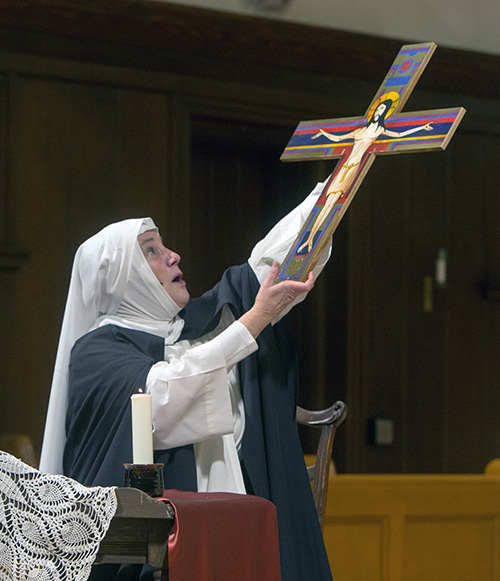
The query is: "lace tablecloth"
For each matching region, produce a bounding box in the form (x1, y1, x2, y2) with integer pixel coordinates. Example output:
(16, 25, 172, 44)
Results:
(0, 451, 117, 581)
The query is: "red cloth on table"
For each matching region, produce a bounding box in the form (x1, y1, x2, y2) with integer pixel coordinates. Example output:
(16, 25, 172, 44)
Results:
(159, 490, 281, 581)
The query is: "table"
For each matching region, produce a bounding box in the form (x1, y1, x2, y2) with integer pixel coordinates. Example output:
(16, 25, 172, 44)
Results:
(95, 488, 282, 581)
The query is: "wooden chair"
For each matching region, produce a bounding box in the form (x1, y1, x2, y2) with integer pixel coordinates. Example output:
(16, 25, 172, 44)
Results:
(296, 400, 347, 529)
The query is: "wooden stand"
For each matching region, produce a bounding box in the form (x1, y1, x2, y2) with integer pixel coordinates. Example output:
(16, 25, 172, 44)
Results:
(95, 487, 174, 580)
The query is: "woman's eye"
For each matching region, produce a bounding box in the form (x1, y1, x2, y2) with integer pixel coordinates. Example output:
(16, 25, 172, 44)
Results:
(146, 247, 157, 257)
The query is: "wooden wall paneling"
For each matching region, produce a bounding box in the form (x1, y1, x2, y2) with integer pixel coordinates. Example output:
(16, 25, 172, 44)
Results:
(483, 134, 500, 464)
(63, 82, 125, 239)
(189, 139, 267, 295)
(362, 155, 411, 474)
(343, 86, 500, 474)
(0, 71, 6, 381)
(0, 71, 31, 430)
(404, 150, 449, 474)
(0, 1, 499, 472)
(187, 106, 313, 287)
(61, 82, 179, 253)
(0, 73, 6, 240)
(343, 157, 408, 473)
(346, 138, 457, 474)
(345, 161, 373, 473)
(8, 75, 70, 448)
(106, 88, 171, 227)
(445, 131, 491, 473)
(5, 71, 187, 452)
(161, 94, 192, 268)
(0, 0, 498, 103)
(188, 112, 299, 283)
(0, 71, 13, 423)
(0, 269, 11, 418)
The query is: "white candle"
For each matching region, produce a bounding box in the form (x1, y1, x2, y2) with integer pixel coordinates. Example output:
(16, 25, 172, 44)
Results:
(130, 391, 154, 464)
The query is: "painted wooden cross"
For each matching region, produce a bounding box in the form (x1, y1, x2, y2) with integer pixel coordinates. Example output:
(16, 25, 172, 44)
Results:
(277, 42, 465, 281)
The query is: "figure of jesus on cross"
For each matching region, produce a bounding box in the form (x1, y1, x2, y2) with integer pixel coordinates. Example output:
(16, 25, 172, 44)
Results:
(298, 92, 433, 254)
(277, 42, 465, 281)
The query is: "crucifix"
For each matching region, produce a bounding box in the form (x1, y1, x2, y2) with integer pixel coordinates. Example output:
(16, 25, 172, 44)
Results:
(277, 42, 465, 281)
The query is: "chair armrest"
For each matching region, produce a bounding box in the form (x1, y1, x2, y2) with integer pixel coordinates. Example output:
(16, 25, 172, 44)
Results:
(296, 400, 347, 427)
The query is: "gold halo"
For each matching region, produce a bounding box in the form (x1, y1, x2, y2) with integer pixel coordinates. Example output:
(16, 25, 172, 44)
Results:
(367, 91, 400, 121)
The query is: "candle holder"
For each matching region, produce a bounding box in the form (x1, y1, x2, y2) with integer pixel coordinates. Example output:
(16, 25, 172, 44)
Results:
(123, 463, 164, 497)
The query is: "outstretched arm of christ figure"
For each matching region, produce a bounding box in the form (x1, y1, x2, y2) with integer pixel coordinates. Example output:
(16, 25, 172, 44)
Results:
(312, 128, 358, 142)
(383, 122, 433, 138)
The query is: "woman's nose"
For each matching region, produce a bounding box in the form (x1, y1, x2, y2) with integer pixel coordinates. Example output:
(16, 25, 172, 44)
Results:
(165, 248, 180, 266)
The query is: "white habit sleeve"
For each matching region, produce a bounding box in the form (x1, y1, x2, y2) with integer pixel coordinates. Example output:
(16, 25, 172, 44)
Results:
(147, 321, 256, 451)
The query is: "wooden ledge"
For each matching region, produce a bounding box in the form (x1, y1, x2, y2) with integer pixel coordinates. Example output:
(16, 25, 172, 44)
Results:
(0, 0, 497, 99)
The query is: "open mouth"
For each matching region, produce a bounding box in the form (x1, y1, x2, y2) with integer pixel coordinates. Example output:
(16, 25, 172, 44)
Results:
(172, 274, 183, 283)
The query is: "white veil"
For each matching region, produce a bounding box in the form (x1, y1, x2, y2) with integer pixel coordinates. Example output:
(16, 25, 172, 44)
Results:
(39, 218, 184, 474)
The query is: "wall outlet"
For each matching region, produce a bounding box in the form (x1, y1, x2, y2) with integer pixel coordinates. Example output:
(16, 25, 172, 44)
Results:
(367, 418, 395, 446)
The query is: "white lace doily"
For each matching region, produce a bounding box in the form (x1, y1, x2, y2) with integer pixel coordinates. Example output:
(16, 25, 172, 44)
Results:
(0, 451, 117, 581)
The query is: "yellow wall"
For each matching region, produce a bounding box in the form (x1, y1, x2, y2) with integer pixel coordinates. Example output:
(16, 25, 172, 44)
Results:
(320, 461, 500, 580)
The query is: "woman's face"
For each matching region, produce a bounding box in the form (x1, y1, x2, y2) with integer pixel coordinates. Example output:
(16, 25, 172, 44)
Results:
(137, 230, 190, 308)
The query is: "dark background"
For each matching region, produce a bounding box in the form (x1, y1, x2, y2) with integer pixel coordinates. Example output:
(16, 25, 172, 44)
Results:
(1, 0, 500, 475)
